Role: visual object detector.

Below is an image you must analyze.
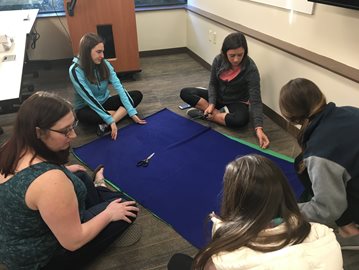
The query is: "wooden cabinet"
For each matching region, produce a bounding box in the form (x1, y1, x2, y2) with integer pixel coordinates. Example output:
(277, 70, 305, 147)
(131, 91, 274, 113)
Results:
(64, 0, 140, 73)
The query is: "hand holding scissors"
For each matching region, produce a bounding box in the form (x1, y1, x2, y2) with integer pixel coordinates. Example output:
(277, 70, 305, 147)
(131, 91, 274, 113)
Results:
(136, 152, 155, 167)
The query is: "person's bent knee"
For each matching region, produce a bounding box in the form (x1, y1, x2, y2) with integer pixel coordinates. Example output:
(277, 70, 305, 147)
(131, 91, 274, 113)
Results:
(180, 88, 199, 107)
(74, 171, 94, 190)
(76, 108, 103, 125)
(130, 90, 143, 107)
(180, 88, 191, 102)
(225, 113, 249, 128)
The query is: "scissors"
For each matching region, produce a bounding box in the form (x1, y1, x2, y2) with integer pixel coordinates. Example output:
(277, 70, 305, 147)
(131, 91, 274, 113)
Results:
(136, 152, 155, 167)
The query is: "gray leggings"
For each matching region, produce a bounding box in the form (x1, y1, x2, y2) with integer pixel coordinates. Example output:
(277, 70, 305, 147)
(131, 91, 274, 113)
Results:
(180, 87, 249, 128)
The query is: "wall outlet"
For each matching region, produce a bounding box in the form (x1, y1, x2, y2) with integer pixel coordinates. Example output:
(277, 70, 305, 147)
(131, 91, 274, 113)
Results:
(213, 31, 217, 44)
(208, 29, 213, 42)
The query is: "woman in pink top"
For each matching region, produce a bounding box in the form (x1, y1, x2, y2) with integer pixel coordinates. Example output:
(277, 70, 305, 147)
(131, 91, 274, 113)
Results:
(180, 32, 269, 149)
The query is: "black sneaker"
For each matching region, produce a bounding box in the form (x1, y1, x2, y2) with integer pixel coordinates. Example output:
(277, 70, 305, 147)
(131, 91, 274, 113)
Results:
(186, 108, 205, 119)
(96, 124, 110, 136)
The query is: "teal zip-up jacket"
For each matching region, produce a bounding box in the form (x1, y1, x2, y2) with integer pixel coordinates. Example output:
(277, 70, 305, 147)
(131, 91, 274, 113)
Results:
(69, 57, 137, 125)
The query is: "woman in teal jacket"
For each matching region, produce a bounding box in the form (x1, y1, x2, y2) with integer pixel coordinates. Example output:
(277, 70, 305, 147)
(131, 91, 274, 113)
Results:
(69, 33, 146, 140)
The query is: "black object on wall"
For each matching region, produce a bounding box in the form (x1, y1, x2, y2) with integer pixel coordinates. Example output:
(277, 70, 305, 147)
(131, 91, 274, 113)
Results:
(97, 25, 116, 59)
(308, 0, 359, 10)
(67, 0, 77, 16)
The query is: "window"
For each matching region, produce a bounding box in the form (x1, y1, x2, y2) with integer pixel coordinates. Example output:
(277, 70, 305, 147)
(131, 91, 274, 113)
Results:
(0, 0, 43, 10)
(0, 0, 187, 15)
(135, 0, 186, 8)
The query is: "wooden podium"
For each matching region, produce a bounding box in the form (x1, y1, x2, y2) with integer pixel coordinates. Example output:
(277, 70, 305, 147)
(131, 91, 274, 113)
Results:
(64, 0, 141, 74)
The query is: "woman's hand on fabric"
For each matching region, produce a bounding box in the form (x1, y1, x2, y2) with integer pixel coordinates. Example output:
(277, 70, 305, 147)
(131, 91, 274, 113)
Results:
(132, 115, 147, 125)
(66, 164, 87, 173)
(105, 198, 139, 223)
(110, 122, 118, 140)
(256, 127, 270, 149)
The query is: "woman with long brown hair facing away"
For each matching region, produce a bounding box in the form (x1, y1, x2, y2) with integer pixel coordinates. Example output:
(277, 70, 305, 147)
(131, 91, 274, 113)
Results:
(168, 154, 342, 270)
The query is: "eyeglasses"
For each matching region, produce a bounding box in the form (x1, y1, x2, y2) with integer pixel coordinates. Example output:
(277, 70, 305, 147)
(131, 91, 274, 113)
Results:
(48, 120, 78, 137)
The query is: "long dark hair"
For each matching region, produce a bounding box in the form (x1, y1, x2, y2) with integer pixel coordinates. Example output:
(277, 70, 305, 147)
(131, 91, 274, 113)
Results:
(279, 78, 327, 152)
(0, 92, 74, 177)
(78, 32, 109, 83)
(221, 32, 248, 66)
(193, 154, 311, 269)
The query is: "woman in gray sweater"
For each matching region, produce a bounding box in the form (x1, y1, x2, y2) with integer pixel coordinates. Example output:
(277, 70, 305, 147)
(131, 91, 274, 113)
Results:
(180, 32, 269, 148)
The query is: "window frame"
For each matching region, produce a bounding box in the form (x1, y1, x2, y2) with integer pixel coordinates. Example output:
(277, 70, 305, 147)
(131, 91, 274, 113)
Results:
(0, 0, 187, 17)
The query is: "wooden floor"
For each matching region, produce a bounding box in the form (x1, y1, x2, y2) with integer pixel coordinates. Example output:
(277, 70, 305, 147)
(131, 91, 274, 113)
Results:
(0, 53, 357, 269)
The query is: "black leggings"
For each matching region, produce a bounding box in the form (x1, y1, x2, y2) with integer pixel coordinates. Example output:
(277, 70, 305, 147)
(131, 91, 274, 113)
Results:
(180, 87, 249, 128)
(76, 90, 143, 125)
(167, 253, 193, 270)
(43, 171, 135, 270)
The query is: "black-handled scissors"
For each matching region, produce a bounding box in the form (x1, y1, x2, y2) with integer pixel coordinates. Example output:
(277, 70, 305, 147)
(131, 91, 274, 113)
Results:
(136, 152, 155, 167)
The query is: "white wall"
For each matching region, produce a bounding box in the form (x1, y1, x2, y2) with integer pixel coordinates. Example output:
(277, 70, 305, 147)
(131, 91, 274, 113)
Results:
(186, 0, 359, 113)
(136, 10, 187, 51)
(188, 0, 359, 69)
(28, 9, 187, 60)
(28, 4, 359, 114)
(27, 17, 73, 60)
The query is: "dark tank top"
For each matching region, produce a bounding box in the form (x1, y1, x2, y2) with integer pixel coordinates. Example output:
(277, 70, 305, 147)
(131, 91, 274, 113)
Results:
(0, 162, 86, 270)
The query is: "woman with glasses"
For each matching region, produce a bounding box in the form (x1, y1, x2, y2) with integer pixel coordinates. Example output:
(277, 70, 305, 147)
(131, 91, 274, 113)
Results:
(0, 92, 139, 270)
(69, 32, 146, 140)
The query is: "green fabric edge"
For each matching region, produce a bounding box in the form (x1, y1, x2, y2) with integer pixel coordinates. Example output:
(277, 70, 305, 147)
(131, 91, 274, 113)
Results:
(71, 132, 294, 225)
(71, 150, 166, 222)
(222, 134, 294, 163)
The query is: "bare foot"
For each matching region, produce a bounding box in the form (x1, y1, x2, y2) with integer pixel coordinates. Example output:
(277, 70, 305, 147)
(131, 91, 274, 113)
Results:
(94, 167, 107, 187)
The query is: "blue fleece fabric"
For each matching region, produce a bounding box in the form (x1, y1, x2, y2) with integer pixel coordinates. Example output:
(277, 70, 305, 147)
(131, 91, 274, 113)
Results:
(73, 108, 303, 248)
